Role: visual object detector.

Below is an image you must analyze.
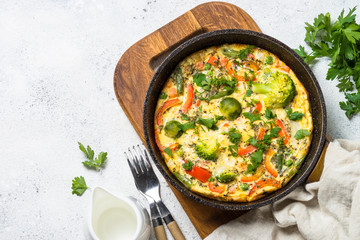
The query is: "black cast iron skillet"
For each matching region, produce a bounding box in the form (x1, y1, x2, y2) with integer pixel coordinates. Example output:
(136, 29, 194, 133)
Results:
(143, 29, 327, 210)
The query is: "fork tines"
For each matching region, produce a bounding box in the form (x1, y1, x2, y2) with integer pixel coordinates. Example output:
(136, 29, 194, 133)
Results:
(125, 144, 151, 174)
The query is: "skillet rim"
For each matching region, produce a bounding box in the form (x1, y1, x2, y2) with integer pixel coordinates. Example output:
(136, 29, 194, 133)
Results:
(143, 29, 327, 210)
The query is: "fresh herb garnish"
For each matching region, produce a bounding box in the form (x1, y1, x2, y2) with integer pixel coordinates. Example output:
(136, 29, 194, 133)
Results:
(182, 161, 194, 171)
(203, 63, 211, 70)
(243, 111, 262, 125)
(285, 108, 305, 121)
(295, 7, 360, 119)
(265, 107, 275, 119)
(78, 142, 107, 171)
(159, 92, 168, 99)
(246, 150, 263, 174)
(177, 121, 196, 132)
(193, 73, 211, 90)
(164, 147, 173, 157)
(228, 144, 238, 157)
(71, 176, 89, 196)
(244, 89, 252, 97)
(196, 117, 218, 130)
(181, 114, 190, 120)
(294, 129, 311, 140)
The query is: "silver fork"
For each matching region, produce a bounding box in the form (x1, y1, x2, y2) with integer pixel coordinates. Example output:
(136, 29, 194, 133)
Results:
(126, 145, 186, 240)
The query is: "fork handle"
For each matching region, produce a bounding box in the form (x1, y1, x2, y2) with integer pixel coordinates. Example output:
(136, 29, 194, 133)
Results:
(163, 214, 186, 240)
(153, 218, 167, 240)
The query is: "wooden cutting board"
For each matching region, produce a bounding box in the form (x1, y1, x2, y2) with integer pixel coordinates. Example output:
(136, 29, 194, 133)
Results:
(114, 2, 329, 238)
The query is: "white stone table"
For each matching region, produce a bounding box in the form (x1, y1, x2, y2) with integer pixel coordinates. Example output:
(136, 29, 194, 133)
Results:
(1, 0, 359, 239)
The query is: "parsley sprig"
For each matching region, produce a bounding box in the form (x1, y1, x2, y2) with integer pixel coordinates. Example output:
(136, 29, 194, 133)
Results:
(295, 7, 360, 119)
(78, 142, 108, 171)
(71, 176, 89, 196)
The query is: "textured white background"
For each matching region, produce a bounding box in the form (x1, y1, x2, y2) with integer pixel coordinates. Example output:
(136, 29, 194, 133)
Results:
(0, 0, 359, 239)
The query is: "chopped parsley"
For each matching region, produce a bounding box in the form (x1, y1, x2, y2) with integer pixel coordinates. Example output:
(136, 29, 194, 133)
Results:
(286, 108, 305, 121)
(294, 129, 310, 140)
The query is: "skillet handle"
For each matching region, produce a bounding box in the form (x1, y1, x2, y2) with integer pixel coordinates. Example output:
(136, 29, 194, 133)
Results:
(147, 11, 204, 71)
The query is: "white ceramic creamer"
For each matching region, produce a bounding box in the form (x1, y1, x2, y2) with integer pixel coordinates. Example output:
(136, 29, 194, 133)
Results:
(89, 187, 151, 240)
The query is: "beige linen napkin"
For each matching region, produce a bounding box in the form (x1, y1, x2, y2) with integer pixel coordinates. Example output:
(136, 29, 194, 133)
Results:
(205, 139, 360, 240)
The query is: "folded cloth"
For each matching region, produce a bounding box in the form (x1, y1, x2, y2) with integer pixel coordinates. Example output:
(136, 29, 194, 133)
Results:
(205, 139, 360, 240)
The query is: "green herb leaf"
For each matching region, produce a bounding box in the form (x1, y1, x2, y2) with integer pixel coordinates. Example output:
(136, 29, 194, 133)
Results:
(296, 7, 360, 118)
(196, 117, 218, 130)
(177, 121, 196, 132)
(265, 108, 275, 119)
(294, 129, 311, 140)
(181, 114, 190, 120)
(243, 112, 262, 125)
(164, 147, 173, 157)
(159, 92, 168, 99)
(182, 161, 194, 171)
(78, 142, 94, 160)
(246, 150, 263, 174)
(229, 132, 242, 144)
(79, 142, 107, 171)
(285, 108, 305, 121)
(228, 144, 238, 157)
(71, 176, 89, 196)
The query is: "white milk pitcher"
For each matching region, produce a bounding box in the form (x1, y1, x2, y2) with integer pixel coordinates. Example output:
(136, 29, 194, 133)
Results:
(88, 187, 151, 240)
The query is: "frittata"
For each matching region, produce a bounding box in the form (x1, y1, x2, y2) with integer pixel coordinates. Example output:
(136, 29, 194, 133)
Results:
(154, 44, 313, 202)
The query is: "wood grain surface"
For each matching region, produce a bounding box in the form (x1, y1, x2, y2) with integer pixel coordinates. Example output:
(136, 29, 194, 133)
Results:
(114, 2, 328, 238)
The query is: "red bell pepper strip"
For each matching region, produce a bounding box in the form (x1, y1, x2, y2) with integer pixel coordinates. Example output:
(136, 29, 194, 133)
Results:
(237, 145, 257, 156)
(254, 101, 262, 113)
(248, 178, 280, 196)
(264, 148, 278, 178)
(181, 85, 194, 113)
(208, 182, 226, 194)
(257, 127, 265, 140)
(241, 174, 260, 182)
(185, 165, 211, 183)
(195, 99, 201, 107)
(195, 61, 205, 70)
(220, 58, 228, 66)
(276, 119, 290, 145)
(226, 62, 235, 76)
(235, 75, 245, 81)
(169, 143, 179, 150)
(155, 98, 181, 126)
(207, 56, 217, 66)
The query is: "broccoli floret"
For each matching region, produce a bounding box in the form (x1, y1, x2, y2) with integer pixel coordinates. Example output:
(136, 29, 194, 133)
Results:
(215, 169, 237, 183)
(252, 71, 296, 109)
(195, 138, 219, 161)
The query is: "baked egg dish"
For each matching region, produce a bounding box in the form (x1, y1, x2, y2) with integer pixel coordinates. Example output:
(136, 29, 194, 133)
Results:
(154, 44, 313, 202)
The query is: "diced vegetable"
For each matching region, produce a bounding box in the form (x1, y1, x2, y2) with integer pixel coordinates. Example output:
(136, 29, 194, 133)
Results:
(237, 145, 257, 156)
(248, 178, 280, 197)
(264, 148, 278, 178)
(275, 119, 290, 145)
(181, 84, 194, 113)
(176, 68, 184, 94)
(208, 56, 218, 66)
(173, 172, 193, 189)
(156, 98, 181, 126)
(208, 182, 226, 194)
(185, 165, 212, 183)
(220, 97, 242, 120)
